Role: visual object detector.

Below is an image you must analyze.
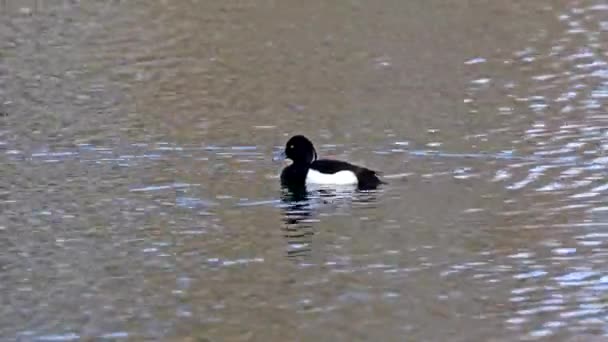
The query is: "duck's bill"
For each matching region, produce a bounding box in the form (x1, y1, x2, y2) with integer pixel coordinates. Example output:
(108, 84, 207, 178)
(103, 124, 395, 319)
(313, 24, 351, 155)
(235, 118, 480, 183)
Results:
(273, 150, 286, 162)
(273, 151, 292, 166)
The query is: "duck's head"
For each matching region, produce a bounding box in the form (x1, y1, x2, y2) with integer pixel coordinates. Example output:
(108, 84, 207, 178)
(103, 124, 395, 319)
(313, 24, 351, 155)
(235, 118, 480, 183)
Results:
(284, 135, 317, 164)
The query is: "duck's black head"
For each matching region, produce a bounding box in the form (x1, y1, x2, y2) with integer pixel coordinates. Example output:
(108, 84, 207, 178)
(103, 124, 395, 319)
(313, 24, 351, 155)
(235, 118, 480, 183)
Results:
(284, 135, 317, 165)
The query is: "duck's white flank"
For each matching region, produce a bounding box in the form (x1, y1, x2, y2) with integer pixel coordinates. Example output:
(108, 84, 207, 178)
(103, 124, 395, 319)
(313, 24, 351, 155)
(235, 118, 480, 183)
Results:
(305, 169, 358, 185)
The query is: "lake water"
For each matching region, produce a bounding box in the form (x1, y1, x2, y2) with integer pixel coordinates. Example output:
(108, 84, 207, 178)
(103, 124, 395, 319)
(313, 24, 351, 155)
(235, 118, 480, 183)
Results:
(1, 0, 608, 340)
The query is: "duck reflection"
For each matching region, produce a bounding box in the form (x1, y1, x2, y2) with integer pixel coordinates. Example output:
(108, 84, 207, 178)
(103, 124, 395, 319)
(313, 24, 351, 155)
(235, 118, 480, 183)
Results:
(280, 184, 379, 258)
(281, 185, 314, 258)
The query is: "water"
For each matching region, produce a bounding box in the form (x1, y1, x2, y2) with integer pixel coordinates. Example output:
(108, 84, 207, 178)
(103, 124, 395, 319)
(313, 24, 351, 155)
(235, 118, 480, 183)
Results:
(1, 0, 608, 340)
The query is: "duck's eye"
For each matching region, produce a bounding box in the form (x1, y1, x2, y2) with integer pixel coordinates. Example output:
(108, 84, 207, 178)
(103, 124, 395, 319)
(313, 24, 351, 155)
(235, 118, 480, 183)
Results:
(289, 145, 294, 149)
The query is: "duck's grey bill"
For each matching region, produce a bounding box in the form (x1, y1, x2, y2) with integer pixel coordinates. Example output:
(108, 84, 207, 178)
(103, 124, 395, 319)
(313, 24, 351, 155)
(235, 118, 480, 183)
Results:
(273, 150, 286, 162)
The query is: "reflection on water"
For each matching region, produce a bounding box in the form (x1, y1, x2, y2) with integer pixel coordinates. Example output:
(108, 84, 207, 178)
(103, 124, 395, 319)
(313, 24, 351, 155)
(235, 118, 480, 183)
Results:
(1, 0, 608, 340)
(281, 187, 380, 259)
(460, 0, 608, 338)
(282, 188, 315, 258)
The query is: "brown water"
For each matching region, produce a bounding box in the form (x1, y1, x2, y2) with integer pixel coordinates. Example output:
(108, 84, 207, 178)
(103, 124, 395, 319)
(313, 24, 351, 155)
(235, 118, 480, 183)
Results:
(1, 0, 608, 340)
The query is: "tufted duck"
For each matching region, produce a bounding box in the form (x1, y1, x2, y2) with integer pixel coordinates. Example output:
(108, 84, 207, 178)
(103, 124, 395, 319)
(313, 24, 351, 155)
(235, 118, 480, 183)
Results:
(280, 135, 384, 191)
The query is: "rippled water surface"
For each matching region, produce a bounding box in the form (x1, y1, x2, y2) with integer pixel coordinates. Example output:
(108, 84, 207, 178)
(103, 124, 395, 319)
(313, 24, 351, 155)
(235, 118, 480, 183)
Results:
(2, 0, 608, 340)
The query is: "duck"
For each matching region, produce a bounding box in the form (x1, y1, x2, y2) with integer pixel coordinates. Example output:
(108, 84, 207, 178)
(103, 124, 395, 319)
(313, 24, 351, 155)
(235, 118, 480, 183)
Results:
(279, 135, 384, 191)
